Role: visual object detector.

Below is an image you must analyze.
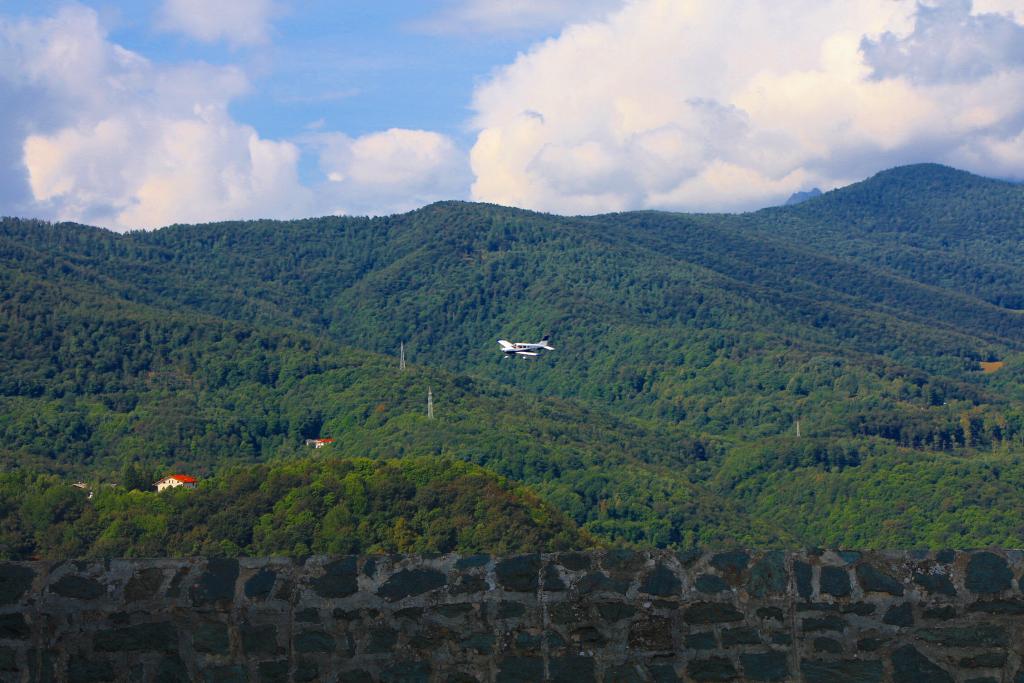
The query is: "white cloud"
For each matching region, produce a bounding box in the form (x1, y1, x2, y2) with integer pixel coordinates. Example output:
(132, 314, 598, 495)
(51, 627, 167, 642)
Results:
(469, 0, 1024, 213)
(0, 5, 310, 229)
(312, 128, 469, 216)
(157, 0, 281, 47)
(1, 5, 466, 230)
(413, 0, 625, 35)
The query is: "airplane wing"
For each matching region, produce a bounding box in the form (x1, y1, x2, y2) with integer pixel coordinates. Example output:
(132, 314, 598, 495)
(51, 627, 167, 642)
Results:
(515, 351, 539, 356)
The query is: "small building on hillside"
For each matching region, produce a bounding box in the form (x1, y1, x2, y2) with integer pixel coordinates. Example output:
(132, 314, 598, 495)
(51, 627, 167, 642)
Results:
(155, 474, 198, 492)
(305, 438, 335, 449)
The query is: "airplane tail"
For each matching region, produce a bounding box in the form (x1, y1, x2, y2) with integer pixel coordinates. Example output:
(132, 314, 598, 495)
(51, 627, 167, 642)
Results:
(539, 334, 554, 350)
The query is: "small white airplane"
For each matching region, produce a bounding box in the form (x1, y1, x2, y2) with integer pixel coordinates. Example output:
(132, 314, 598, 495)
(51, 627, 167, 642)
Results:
(498, 335, 555, 358)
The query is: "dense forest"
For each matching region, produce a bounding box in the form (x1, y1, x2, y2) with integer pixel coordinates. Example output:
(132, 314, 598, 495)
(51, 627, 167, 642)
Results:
(2, 163, 1024, 557)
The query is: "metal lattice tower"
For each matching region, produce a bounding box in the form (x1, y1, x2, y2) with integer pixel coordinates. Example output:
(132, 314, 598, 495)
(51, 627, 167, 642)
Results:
(400, 342, 406, 371)
(427, 387, 434, 420)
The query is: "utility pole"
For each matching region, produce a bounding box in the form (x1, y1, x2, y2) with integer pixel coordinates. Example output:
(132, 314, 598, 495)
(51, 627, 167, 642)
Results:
(796, 419, 801, 438)
(400, 341, 406, 370)
(427, 387, 434, 420)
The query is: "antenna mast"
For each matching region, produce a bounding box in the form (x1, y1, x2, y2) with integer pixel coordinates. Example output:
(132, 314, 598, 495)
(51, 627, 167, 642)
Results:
(400, 341, 406, 370)
(427, 387, 434, 420)
(796, 418, 801, 438)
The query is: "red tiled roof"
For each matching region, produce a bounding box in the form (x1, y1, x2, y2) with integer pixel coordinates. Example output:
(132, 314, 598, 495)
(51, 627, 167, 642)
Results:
(166, 474, 197, 483)
(317, 438, 335, 443)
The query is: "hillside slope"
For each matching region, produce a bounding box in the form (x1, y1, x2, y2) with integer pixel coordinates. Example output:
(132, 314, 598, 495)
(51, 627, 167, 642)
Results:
(3, 164, 1024, 551)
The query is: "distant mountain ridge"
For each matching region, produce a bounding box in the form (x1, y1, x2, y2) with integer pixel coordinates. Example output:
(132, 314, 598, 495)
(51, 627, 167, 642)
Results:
(784, 188, 822, 205)
(3, 162, 1024, 552)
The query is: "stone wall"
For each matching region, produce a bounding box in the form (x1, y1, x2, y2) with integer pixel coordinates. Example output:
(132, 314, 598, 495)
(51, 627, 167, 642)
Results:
(1, 550, 1023, 682)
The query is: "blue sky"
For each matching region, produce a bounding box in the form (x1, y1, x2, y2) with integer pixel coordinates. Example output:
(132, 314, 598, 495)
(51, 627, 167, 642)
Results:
(1, 0, 1022, 230)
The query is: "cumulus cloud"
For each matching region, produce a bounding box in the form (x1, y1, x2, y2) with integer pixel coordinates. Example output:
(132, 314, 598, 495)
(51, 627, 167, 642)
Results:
(469, 0, 1024, 213)
(862, 0, 1024, 84)
(158, 0, 281, 47)
(1, 5, 466, 229)
(311, 128, 469, 216)
(413, 0, 625, 35)
(0, 5, 310, 229)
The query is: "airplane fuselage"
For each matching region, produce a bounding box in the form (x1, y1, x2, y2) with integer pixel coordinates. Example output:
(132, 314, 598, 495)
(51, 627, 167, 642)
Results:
(498, 336, 555, 357)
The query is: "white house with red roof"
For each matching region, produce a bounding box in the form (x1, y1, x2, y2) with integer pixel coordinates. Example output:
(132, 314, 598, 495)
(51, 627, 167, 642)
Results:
(154, 474, 198, 492)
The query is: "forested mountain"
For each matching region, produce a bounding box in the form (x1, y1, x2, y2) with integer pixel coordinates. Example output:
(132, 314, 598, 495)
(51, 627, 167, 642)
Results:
(3, 163, 1024, 556)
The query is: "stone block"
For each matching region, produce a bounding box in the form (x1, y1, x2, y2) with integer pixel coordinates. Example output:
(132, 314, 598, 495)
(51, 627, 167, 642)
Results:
(496, 656, 543, 683)
(497, 600, 526, 619)
(295, 607, 320, 622)
(51, 575, 105, 600)
(0, 613, 29, 639)
(577, 571, 630, 595)
(802, 615, 846, 632)
(0, 564, 34, 604)
(190, 559, 238, 605)
(967, 599, 1024, 614)
(365, 627, 397, 654)
(966, 552, 1013, 594)
(295, 659, 320, 682)
(695, 574, 730, 593)
(891, 644, 953, 683)
(549, 655, 596, 683)
(747, 552, 788, 597)
(740, 651, 789, 682)
(460, 632, 494, 654)
(710, 551, 749, 574)
(819, 566, 850, 597)
(856, 563, 904, 596)
(243, 568, 276, 599)
(857, 637, 885, 651)
(685, 631, 716, 649)
(556, 552, 591, 571)
(192, 621, 229, 654)
(687, 656, 737, 681)
(494, 555, 540, 592)
(0, 646, 15, 673)
(721, 627, 760, 646)
(542, 563, 566, 592)
(801, 659, 883, 683)
(454, 554, 490, 569)
(93, 621, 177, 652)
(882, 602, 914, 627)
(202, 665, 246, 683)
(628, 616, 674, 650)
(124, 567, 164, 602)
(649, 663, 681, 682)
(312, 557, 358, 598)
(595, 601, 635, 621)
(241, 623, 279, 655)
(258, 660, 289, 683)
(922, 605, 957, 620)
(959, 652, 1007, 668)
(640, 563, 680, 597)
(793, 561, 812, 598)
(378, 568, 447, 601)
(155, 654, 190, 683)
(608, 663, 646, 683)
(812, 637, 842, 653)
(294, 629, 335, 653)
(917, 624, 1007, 647)
(381, 660, 431, 683)
(684, 601, 744, 624)
(913, 571, 956, 596)
(67, 656, 115, 683)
